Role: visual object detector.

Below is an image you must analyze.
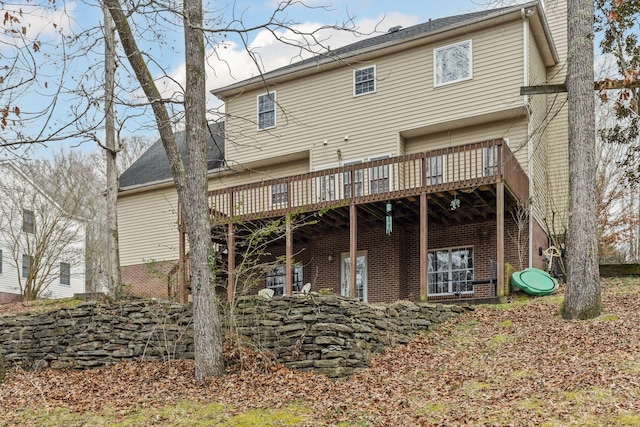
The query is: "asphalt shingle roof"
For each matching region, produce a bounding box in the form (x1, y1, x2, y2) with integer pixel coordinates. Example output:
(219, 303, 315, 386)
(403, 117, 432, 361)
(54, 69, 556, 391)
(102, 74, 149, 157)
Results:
(119, 122, 225, 189)
(213, 4, 524, 94)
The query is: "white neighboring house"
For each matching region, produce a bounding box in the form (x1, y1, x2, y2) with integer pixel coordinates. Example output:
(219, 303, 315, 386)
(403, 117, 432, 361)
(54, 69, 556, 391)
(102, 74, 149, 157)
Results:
(0, 161, 85, 302)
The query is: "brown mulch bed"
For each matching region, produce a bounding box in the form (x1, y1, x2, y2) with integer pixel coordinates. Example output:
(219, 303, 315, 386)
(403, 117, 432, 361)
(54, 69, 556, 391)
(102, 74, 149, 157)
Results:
(2, 279, 640, 425)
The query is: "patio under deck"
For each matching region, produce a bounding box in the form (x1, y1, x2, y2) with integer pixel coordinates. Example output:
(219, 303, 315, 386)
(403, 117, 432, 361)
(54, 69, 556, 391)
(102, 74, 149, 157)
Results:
(175, 138, 529, 302)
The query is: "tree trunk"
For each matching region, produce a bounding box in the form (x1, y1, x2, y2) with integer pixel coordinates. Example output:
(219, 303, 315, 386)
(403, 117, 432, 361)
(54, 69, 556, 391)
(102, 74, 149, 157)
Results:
(183, 0, 225, 380)
(106, 0, 225, 380)
(103, 4, 122, 297)
(562, 0, 601, 320)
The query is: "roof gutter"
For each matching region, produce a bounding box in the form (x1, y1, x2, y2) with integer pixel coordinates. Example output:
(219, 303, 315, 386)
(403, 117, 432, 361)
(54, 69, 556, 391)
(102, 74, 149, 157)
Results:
(119, 166, 232, 196)
(213, 2, 548, 99)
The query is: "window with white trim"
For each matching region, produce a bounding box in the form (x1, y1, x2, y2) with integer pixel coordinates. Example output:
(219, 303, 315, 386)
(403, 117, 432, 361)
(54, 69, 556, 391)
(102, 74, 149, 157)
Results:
(428, 246, 474, 295)
(60, 262, 70, 286)
(271, 182, 288, 205)
(369, 155, 389, 194)
(343, 160, 364, 198)
(318, 174, 336, 201)
(22, 254, 34, 279)
(257, 92, 276, 129)
(266, 264, 303, 296)
(483, 145, 499, 177)
(425, 155, 444, 185)
(434, 40, 472, 86)
(354, 66, 376, 96)
(23, 209, 35, 234)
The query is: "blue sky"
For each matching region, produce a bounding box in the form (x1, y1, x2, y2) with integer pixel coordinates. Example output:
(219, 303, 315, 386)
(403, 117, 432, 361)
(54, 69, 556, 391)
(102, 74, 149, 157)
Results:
(2, 0, 525, 159)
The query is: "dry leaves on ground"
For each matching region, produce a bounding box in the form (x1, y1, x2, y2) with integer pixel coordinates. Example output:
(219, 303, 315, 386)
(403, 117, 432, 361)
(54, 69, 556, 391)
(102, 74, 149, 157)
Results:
(2, 278, 640, 426)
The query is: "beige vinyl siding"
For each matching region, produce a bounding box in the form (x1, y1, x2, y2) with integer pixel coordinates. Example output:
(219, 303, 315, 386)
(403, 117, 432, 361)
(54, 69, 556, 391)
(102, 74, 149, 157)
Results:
(528, 25, 551, 229)
(208, 158, 310, 191)
(118, 189, 180, 266)
(207, 158, 311, 219)
(544, 0, 567, 85)
(543, 0, 569, 235)
(405, 118, 528, 165)
(224, 19, 525, 172)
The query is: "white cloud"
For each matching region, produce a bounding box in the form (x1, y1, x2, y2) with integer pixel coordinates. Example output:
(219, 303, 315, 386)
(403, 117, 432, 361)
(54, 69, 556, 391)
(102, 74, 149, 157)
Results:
(2, 2, 75, 42)
(153, 11, 420, 115)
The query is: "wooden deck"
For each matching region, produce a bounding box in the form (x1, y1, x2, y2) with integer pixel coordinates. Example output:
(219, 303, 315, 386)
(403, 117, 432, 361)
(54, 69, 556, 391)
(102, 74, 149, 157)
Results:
(208, 138, 528, 223)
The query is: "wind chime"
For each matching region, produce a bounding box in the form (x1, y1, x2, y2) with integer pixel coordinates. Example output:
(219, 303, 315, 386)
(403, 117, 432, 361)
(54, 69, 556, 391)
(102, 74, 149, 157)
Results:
(385, 202, 393, 235)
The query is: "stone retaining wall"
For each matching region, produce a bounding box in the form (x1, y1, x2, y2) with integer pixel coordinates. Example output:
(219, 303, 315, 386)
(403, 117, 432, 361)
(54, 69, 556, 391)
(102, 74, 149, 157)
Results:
(0, 293, 471, 377)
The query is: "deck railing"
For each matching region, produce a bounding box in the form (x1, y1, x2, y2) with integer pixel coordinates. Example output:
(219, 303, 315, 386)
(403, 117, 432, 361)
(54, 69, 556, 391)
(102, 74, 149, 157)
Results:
(209, 139, 528, 222)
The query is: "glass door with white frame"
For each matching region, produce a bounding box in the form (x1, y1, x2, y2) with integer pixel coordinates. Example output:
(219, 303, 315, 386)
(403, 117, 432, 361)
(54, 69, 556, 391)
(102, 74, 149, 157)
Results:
(341, 251, 367, 301)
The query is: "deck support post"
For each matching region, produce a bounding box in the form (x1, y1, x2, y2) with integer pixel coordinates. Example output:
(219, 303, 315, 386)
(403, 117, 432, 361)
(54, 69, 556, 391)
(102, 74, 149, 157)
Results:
(285, 214, 293, 295)
(420, 192, 428, 301)
(497, 181, 505, 297)
(227, 222, 235, 301)
(349, 203, 357, 299)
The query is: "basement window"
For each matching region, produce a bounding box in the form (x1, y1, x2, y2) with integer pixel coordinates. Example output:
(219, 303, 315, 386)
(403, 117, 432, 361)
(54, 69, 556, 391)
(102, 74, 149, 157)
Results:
(428, 246, 474, 295)
(266, 265, 303, 296)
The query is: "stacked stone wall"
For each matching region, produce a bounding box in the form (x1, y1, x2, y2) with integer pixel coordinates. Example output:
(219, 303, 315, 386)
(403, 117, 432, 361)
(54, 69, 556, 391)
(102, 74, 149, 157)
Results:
(0, 294, 470, 377)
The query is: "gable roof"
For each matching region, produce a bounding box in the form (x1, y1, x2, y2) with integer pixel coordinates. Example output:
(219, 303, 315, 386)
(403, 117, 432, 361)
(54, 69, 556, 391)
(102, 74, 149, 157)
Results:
(0, 161, 86, 222)
(212, 1, 551, 98)
(119, 122, 225, 190)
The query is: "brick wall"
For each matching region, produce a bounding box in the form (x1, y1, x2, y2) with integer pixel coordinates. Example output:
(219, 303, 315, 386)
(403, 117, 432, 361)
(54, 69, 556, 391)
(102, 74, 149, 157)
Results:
(121, 212, 547, 304)
(121, 260, 176, 298)
(0, 292, 21, 304)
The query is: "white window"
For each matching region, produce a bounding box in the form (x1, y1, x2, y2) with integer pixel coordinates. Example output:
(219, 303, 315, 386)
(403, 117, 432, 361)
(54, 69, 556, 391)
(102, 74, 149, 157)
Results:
(354, 65, 376, 96)
(23, 209, 35, 234)
(266, 264, 303, 296)
(426, 155, 444, 185)
(315, 165, 338, 202)
(257, 92, 276, 130)
(343, 160, 364, 198)
(22, 254, 33, 279)
(369, 155, 390, 195)
(271, 182, 288, 205)
(60, 262, 70, 286)
(318, 174, 336, 201)
(428, 247, 474, 295)
(483, 145, 499, 177)
(434, 40, 472, 87)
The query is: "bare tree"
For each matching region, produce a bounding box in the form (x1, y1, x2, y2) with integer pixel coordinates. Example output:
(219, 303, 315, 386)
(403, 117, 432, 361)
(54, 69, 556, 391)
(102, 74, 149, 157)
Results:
(562, 0, 601, 320)
(102, 6, 122, 297)
(104, 0, 225, 380)
(0, 163, 85, 300)
(103, 0, 363, 381)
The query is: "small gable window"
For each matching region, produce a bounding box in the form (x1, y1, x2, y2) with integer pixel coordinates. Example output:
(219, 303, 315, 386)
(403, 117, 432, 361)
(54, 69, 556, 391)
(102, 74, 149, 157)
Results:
(434, 40, 472, 87)
(257, 92, 276, 130)
(354, 66, 376, 96)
